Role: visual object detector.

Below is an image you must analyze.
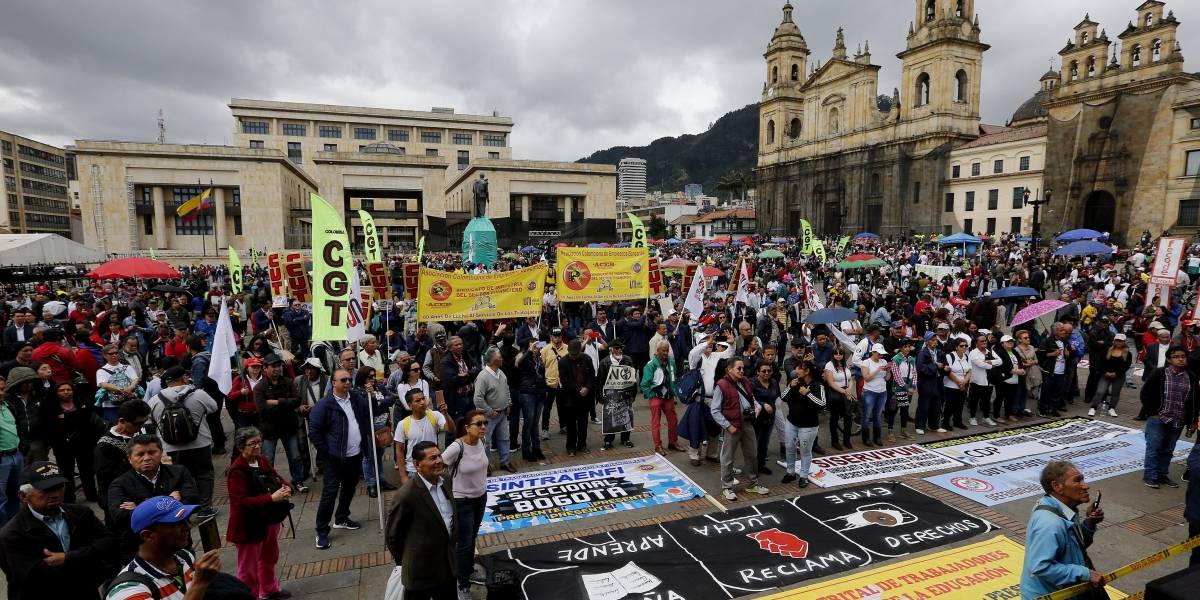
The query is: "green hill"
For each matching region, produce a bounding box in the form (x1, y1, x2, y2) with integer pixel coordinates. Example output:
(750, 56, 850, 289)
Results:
(576, 103, 759, 196)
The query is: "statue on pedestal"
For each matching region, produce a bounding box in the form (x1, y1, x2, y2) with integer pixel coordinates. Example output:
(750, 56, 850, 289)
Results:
(472, 174, 489, 218)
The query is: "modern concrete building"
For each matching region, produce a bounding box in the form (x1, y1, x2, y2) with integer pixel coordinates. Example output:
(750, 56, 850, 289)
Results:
(617, 202, 700, 241)
(0, 131, 72, 238)
(942, 124, 1046, 236)
(68, 141, 317, 257)
(617, 158, 648, 204)
(229, 99, 513, 177)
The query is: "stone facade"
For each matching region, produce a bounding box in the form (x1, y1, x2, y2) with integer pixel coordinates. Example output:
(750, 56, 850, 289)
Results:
(757, 0, 986, 237)
(443, 160, 617, 249)
(68, 141, 317, 257)
(1041, 1, 1200, 243)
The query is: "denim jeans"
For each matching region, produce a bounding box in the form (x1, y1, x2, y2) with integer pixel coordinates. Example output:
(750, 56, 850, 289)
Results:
(520, 391, 542, 455)
(784, 423, 818, 478)
(0, 451, 23, 525)
(361, 446, 387, 489)
(1144, 417, 1184, 482)
(453, 495, 487, 589)
(861, 390, 887, 429)
(485, 410, 511, 465)
(262, 434, 306, 486)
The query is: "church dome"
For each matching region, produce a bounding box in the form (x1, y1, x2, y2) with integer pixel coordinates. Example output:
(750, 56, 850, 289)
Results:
(1040, 69, 1060, 81)
(768, 3, 807, 51)
(1010, 89, 1050, 126)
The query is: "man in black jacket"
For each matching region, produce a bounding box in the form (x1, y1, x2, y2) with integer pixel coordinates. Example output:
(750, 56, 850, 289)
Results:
(0, 461, 119, 600)
(106, 434, 200, 562)
(439, 336, 480, 435)
(1140, 346, 1197, 489)
(94, 400, 151, 527)
(558, 339, 597, 456)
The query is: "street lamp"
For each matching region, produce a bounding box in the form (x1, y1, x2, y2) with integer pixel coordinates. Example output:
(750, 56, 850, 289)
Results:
(1023, 187, 1051, 253)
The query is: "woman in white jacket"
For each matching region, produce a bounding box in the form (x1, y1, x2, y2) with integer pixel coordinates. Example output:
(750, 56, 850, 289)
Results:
(967, 333, 1000, 427)
(686, 334, 734, 465)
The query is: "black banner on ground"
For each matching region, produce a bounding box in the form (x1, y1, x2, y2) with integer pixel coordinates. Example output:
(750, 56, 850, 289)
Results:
(483, 482, 993, 599)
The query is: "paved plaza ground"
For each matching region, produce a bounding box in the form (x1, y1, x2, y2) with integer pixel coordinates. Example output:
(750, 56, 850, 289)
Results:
(1, 361, 1193, 599)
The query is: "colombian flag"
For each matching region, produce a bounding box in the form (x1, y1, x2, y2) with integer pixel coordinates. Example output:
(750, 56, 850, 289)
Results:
(177, 188, 212, 222)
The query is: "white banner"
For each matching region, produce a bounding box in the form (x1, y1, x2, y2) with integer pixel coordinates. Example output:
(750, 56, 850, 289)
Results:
(1150, 237, 1187, 286)
(779, 444, 963, 488)
(921, 417, 1138, 466)
(914, 264, 961, 279)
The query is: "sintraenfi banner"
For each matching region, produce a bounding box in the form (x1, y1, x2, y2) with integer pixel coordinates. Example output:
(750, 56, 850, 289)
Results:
(310, 193, 353, 341)
(556, 247, 650, 302)
(358, 209, 381, 263)
(417, 263, 546, 321)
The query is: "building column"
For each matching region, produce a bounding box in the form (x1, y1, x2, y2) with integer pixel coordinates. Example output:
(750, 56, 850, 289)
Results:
(522, 195, 529, 222)
(563, 196, 572, 223)
(214, 187, 228, 249)
(152, 186, 167, 250)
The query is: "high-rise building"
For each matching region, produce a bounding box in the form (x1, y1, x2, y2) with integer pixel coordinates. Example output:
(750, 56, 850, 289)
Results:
(0, 131, 72, 238)
(617, 158, 647, 205)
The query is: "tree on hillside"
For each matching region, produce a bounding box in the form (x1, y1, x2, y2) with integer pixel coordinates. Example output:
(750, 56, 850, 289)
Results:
(716, 169, 753, 205)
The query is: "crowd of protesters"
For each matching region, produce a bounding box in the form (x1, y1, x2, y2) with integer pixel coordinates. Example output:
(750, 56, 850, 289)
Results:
(1, 227, 1200, 598)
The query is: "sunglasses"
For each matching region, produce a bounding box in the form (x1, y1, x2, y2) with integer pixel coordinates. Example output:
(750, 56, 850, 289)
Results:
(470, 421, 487, 427)
(336, 377, 351, 383)
(409, 367, 421, 372)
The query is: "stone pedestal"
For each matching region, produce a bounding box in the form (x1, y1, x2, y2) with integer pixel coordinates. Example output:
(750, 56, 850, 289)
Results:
(462, 217, 498, 268)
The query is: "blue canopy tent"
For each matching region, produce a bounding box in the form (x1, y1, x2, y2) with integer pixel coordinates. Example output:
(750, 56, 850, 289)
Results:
(666, 238, 684, 246)
(614, 242, 631, 248)
(1055, 228, 1104, 243)
(519, 245, 542, 254)
(1053, 240, 1113, 257)
(854, 232, 880, 239)
(938, 232, 982, 256)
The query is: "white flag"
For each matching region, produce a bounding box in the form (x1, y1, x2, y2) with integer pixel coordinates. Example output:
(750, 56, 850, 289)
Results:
(735, 260, 750, 305)
(346, 268, 367, 343)
(683, 267, 706, 323)
(208, 297, 236, 395)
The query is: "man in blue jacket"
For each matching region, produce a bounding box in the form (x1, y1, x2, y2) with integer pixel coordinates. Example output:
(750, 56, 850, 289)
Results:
(1019, 460, 1105, 599)
(308, 368, 372, 550)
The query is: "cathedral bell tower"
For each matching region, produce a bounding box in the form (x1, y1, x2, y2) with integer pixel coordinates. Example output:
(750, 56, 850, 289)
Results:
(760, 3, 809, 154)
(896, 0, 988, 135)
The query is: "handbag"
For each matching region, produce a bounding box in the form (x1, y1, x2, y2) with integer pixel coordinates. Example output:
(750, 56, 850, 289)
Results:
(374, 425, 395, 448)
(245, 464, 292, 524)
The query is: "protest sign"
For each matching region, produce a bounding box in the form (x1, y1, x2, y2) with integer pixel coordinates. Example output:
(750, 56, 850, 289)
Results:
(600, 362, 638, 435)
(266, 253, 286, 298)
(417, 264, 547, 322)
(227, 247, 242, 295)
(556, 248, 650, 302)
(926, 432, 1194, 506)
(480, 454, 703, 535)
(365, 262, 390, 300)
(358, 209, 381, 263)
(483, 482, 992, 598)
(922, 417, 1138, 466)
(284, 252, 310, 303)
(310, 193, 352, 341)
(779, 444, 963, 488)
(1149, 236, 1186, 286)
(402, 262, 419, 300)
(647, 256, 662, 295)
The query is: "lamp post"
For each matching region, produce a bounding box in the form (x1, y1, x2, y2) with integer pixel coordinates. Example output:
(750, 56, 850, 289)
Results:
(1023, 187, 1051, 253)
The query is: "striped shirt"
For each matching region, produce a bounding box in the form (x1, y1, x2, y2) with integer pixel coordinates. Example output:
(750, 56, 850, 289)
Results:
(106, 549, 195, 600)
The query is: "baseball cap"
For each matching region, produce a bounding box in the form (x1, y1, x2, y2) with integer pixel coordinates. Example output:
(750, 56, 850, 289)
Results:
(435, 330, 447, 340)
(163, 366, 188, 382)
(262, 353, 284, 366)
(1149, 321, 1164, 330)
(20, 461, 68, 491)
(871, 343, 887, 354)
(1113, 333, 1127, 341)
(130, 495, 200, 533)
(243, 357, 263, 368)
(923, 331, 936, 341)
(551, 328, 563, 336)
(1000, 335, 1015, 343)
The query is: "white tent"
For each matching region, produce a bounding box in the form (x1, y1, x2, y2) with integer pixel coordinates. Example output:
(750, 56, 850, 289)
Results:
(0, 234, 103, 267)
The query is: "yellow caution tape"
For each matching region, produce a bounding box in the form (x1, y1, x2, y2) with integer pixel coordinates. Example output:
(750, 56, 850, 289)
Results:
(1037, 535, 1200, 600)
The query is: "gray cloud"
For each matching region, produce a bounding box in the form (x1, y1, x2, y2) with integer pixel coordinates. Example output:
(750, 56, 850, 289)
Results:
(0, 1, 1194, 162)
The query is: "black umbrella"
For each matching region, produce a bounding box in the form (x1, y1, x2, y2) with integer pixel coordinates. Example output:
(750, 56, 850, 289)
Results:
(151, 284, 190, 294)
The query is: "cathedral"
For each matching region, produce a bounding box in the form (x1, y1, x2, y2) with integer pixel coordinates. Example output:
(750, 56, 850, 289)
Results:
(756, 0, 987, 237)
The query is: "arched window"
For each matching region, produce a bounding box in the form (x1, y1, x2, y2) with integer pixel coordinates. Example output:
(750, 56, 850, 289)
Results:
(828, 108, 839, 134)
(789, 117, 801, 138)
(1146, 13, 1153, 27)
(1070, 61, 1079, 80)
(772, 66, 778, 84)
(791, 64, 799, 81)
(767, 120, 776, 144)
(916, 73, 931, 106)
(1132, 44, 1142, 66)
(1086, 56, 1096, 77)
(955, 0, 964, 18)
(925, 0, 935, 22)
(954, 70, 968, 102)
(1152, 39, 1162, 61)
(871, 173, 881, 194)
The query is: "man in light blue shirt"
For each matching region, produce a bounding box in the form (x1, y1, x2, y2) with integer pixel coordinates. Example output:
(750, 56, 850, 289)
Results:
(1020, 460, 1106, 599)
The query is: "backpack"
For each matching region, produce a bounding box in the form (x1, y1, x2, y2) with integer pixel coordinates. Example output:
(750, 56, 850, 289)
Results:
(677, 367, 703, 405)
(105, 571, 163, 600)
(401, 411, 438, 437)
(157, 386, 201, 445)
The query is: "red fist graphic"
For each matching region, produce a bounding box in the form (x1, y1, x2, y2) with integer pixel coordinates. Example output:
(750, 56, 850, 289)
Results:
(747, 528, 809, 559)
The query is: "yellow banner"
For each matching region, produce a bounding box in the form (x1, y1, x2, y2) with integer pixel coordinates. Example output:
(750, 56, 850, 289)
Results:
(417, 263, 547, 321)
(228, 247, 243, 295)
(311, 193, 353, 341)
(765, 535, 1125, 600)
(801, 219, 814, 255)
(358, 209, 381, 263)
(628, 212, 647, 248)
(555, 247, 650, 302)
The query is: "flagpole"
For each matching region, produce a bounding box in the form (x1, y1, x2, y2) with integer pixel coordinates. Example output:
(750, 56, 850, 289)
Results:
(198, 178, 206, 258)
(211, 178, 218, 255)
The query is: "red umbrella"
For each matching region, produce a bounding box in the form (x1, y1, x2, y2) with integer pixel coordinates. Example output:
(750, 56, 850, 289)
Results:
(737, 236, 755, 245)
(713, 235, 731, 244)
(87, 257, 181, 279)
(701, 265, 724, 277)
(685, 237, 703, 244)
(555, 242, 569, 248)
(647, 238, 665, 246)
(660, 257, 697, 268)
(844, 253, 879, 262)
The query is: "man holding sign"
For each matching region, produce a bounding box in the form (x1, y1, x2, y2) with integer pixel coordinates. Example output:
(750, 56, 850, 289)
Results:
(598, 339, 637, 450)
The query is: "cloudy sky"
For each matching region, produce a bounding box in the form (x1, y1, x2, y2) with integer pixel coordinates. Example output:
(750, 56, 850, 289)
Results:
(0, 1, 1195, 162)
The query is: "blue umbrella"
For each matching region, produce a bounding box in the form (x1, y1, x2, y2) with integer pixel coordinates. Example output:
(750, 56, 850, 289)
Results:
(1053, 240, 1112, 257)
(991, 286, 1039, 299)
(587, 243, 606, 248)
(614, 242, 631, 248)
(805, 307, 857, 325)
(1056, 228, 1103, 242)
(770, 237, 790, 244)
(705, 242, 724, 249)
(519, 245, 542, 254)
(666, 238, 684, 245)
(854, 232, 880, 239)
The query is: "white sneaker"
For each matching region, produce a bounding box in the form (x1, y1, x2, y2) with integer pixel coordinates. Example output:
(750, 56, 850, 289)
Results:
(984, 418, 996, 426)
(728, 477, 740, 486)
(733, 467, 744, 476)
(1087, 408, 1096, 416)
(915, 429, 926, 435)
(1109, 408, 1118, 417)
(540, 429, 550, 440)
(745, 484, 770, 495)
(937, 428, 948, 433)
(722, 488, 737, 501)
(968, 418, 978, 426)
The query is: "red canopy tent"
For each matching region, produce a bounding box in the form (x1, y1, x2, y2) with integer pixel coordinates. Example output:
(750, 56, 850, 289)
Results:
(660, 257, 697, 269)
(844, 253, 880, 262)
(701, 265, 724, 277)
(87, 257, 181, 279)
(736, 236, 755, 245)
(647, 238, 666, 246)
(712, 235, 732, 244)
